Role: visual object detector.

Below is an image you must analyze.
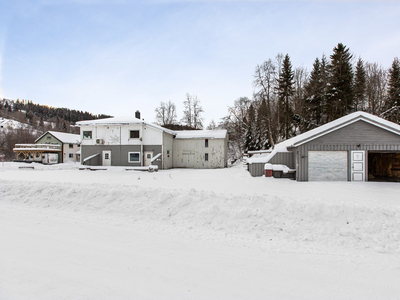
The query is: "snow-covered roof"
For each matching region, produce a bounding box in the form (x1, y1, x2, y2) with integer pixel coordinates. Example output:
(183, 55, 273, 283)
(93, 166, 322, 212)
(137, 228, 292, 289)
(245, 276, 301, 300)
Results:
(76, 116, 143, 126)
(76, 116, 175, 135)
(35, 131, 81, 144)
(76, 116, 227, 138)
(275, 111, 400, 149)
(174, 130, 227, 139)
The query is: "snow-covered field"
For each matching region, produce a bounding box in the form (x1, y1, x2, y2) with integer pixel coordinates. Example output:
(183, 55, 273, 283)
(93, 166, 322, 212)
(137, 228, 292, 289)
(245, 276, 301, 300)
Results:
(1, 162, 400, 299)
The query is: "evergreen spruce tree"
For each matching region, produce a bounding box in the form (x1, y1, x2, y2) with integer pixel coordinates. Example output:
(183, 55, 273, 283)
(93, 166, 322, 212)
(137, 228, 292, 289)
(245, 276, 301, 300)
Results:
(354, 58, 367, 112)
(277, 54, 295, 140)
(326, 43, 354, 121)
(303, 57, 327, 131)
(244, 104, 256, 152)
(257, 98, 271, 149)
(384, 57, 400, 123)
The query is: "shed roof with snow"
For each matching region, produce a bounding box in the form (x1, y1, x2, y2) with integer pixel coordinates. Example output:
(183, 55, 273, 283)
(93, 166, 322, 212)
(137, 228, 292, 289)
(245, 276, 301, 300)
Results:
(174, 130, 227, 139)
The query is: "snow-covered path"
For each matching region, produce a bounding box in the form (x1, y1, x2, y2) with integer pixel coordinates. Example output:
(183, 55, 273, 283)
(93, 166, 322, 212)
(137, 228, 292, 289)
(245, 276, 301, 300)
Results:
(1, 163, 400, 299)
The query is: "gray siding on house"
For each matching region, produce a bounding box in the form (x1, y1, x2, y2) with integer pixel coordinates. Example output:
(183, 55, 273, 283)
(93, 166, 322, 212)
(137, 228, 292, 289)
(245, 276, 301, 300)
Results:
(143, 145, 163, 169)
(82, 144, 162, 167)
(291, 120, 400, 181)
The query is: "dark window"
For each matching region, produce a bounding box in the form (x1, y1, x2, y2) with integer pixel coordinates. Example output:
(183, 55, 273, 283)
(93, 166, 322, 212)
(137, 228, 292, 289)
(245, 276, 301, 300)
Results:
(130, 130, 140, 139)
(69, 153, 74, 158)
(128, 152, 140, 162)
(69, 144, 73, 148)
(83, 131, 92, 139)
(205, 139, 209, 148)
(47, 136, 51, 140)
(205, 153, 209, 161)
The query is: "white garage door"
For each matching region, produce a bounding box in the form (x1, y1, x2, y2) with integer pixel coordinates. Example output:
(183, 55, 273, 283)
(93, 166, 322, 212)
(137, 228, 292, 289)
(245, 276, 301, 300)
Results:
(308, 151, 348, 181)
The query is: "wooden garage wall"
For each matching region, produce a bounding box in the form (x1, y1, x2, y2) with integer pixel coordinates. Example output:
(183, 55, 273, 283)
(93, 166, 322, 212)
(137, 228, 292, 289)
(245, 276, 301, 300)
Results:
(293, 120, 400, 181)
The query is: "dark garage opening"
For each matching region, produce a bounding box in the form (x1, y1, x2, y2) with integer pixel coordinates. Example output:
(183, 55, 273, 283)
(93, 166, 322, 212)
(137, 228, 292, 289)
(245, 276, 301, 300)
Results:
(368, 152, 400, 182)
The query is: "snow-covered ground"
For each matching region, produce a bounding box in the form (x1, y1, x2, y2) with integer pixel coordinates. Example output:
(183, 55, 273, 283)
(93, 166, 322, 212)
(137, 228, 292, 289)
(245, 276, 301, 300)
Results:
(1, 162, 400, 299)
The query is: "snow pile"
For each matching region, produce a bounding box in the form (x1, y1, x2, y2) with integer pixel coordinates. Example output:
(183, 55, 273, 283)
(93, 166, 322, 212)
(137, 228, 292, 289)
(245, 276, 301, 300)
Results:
(2, 176, 399, 254)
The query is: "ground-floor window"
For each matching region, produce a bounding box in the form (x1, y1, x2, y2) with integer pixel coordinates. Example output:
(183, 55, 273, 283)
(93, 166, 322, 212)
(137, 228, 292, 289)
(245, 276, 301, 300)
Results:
(128, 152, 140, 163)
(205, 153, 209, 161)
(69, 153, 74, 158)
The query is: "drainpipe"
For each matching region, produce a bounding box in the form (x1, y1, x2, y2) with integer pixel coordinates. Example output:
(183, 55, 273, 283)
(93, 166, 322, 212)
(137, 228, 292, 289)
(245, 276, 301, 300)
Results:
(141, 122, 144, 166)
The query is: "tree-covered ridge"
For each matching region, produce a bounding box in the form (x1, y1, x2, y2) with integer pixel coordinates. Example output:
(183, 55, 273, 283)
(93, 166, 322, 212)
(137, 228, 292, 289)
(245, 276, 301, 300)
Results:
(0, 98, 112, 161)
(6, 99, 111, 124)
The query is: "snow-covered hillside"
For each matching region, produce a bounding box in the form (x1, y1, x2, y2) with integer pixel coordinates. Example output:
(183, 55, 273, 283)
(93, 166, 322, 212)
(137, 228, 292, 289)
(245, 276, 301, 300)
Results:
(1, 162, 400, 299)
(0, 117, 29, 131)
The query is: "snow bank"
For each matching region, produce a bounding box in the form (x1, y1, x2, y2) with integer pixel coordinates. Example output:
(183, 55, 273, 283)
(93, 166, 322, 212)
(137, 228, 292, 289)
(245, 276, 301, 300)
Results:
(2, 177, 399, 254)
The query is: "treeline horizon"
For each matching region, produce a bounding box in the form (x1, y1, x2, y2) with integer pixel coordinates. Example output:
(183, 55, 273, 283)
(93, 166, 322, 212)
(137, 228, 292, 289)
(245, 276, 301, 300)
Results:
(222, 43, 400, 161)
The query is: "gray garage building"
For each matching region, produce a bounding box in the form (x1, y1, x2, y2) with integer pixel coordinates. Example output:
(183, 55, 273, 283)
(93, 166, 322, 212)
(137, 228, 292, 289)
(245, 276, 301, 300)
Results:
(248, 111, 400, 182)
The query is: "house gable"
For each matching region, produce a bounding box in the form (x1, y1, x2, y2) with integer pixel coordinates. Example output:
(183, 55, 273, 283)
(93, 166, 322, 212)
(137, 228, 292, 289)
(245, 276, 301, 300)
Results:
(306, 120, 400, 146)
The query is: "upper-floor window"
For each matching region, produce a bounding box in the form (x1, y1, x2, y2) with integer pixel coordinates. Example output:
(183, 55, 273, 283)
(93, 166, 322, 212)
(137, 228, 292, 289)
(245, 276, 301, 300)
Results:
(47, 136, 51, 140)
(205, 139, 209, 148)
(130, 130, 140, 139)
(69, 144, 74, 148)
(83, 131, 92, 139)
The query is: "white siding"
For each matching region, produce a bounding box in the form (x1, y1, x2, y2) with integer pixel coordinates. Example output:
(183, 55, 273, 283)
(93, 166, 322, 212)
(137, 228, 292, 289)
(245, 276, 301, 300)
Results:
(80, 124, 162, 146)
(63, 144, 80, 163)
(173, 138, 226, 169)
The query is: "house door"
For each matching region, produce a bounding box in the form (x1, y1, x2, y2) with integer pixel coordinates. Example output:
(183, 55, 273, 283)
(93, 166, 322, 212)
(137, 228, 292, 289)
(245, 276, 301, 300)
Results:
(351, 150, 365, 181)
(144, 151, 153, 166)
(102, 150, 111, 166)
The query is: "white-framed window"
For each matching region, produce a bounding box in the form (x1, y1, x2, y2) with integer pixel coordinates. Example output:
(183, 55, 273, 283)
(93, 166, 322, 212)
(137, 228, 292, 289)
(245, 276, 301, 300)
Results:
(69, 153, 74, 158)
(69, 144, 74, 148)
(128, 152, 140, 163)
(83, 131, 92, 139)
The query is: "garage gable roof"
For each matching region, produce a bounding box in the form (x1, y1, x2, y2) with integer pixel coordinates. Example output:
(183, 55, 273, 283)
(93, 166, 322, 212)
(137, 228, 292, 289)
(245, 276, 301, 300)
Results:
(275, 111, 400, 149)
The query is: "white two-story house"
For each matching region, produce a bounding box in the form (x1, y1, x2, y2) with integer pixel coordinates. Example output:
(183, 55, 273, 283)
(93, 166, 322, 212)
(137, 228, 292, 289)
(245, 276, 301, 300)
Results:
(77, 114, 228, 169)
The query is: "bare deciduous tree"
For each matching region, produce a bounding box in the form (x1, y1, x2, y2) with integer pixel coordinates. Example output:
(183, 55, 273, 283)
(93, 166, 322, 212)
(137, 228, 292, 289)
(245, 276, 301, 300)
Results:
(253, 59, 277, 147)
(181, 94, 204, 129)
(154, 100, 177, 126)
(365, 62, 388, 115)
(223, 97, 251, 159)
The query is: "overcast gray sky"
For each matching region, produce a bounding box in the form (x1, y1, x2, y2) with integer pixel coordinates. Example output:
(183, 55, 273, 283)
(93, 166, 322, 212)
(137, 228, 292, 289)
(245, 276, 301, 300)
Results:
(0, 0, 399, 126)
